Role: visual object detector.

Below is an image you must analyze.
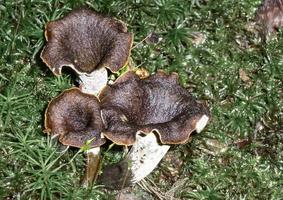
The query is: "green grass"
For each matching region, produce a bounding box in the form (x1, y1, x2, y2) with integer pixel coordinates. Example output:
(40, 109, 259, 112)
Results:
(1, 0, 282, 199)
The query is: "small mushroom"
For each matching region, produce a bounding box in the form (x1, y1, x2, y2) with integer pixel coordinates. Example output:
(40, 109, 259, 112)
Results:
(44, 88, 105, 186)
(98, 71, 210, 189)
(255, 0, 283, 38)
(41, 7, 133, 95)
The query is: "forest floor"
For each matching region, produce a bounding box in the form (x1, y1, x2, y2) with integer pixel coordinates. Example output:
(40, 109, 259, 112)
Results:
(0, 0, 282, 199)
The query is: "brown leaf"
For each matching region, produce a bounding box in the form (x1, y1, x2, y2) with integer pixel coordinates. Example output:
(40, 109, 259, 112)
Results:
(135, 68, 150, 79)
(239, 68, 252, 86)
(191, 32, 207, 45)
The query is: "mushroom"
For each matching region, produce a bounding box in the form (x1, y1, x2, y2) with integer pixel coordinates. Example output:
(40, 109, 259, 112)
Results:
(255, 0, 283, 38)
(41, 7, 133, 187)
(41, 7, 133, 95)
(44, 88, 105, 186)
(98, 71, 210, 189)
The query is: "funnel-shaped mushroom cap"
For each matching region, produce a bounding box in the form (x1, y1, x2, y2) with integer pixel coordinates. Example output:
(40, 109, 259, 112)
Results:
(255, 0, 283, 35)
(41, 7, 133, 76)
(45, 88, 105, 148)
(99, 71, 210, 145)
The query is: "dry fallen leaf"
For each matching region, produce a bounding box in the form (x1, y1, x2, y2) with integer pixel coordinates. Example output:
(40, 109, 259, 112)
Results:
(239, 68, 252, 87)
(203, 138, 228, 155)
(191, 32, 207, 46)
(135, 68, 150, 79)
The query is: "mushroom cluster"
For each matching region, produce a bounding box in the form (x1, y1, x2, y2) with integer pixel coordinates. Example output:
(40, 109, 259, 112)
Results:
(41, 7, 210, 189)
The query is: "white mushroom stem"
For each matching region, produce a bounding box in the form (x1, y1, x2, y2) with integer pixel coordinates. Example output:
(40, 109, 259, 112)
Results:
(97, 132, 170, 190)
(127, 114, 210, 184)
(98, 116, 210, 189)
(82, 147, 101, 187)
(79, 67, 108, 187)
(122, 114, 210, 187)
(128, 132, 170, 184)
(79, 67, 108, 95)
(195, 115, 210, 133)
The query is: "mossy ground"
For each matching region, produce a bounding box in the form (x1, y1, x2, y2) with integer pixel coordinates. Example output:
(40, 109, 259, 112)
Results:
(0, 0, 282, 199)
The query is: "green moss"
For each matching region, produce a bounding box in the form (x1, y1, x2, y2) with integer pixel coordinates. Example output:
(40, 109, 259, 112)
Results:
(0, 0, 282, 199)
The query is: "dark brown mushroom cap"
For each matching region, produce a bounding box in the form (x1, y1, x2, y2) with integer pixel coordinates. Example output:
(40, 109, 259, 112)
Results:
(44, 88, 106, 148)
(255, 0, 283, 35)
(41, 7, 133, 76)
(99, 71, 210, 145)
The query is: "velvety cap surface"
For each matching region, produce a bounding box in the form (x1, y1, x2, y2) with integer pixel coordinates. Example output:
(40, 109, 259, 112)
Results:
(41, 7, 133, 75)
(45, 88, 105, 148)
(255, 0, 283, 35)
(99, 71, 210, 145)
